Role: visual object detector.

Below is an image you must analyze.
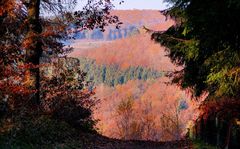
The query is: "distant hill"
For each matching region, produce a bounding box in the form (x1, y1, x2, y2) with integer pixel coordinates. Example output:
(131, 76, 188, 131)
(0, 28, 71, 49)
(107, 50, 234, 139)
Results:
(69, 10, 173, 41)
(70, 33, 177, 71)
(69, 10, 176, 71)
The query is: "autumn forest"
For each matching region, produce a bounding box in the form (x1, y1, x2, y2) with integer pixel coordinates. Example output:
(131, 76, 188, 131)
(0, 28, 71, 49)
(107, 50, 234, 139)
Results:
(1, 0, 240, 149)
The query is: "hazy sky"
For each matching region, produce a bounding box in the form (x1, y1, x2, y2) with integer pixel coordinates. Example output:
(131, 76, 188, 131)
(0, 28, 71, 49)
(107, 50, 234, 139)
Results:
(112, 0, 169, 10)
(75, 0, 170, 10)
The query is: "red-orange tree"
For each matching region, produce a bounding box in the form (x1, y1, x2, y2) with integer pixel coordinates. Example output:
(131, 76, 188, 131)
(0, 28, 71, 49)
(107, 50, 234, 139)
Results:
(0, 0, 121, 129)
(0, 0, 120, 104)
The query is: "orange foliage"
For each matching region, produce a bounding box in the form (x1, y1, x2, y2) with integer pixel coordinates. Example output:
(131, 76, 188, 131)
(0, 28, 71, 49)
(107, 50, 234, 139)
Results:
(110, 10, 174, 31)
(93, 78, 200, 141)
(199, 98, 240, 120)
(69, 10, 176, 71)
(70, 33, 179, 71)
(69, 10, 191, 141)
(0, 0, 15, 16)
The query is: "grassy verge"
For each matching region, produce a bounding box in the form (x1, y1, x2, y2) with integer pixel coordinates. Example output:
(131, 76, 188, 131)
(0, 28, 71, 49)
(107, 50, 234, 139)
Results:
(192, 140, 218, 149)
(0, 116, 87, 149)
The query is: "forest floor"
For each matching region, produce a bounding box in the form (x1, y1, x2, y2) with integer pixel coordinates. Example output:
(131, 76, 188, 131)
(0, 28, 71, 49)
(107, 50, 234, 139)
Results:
(0, 118, 198, 149)
(70, 132, 193, 149)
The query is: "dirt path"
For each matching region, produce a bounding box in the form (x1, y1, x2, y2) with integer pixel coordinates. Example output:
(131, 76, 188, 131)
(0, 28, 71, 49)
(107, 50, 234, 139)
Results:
(79, 133, 193, 149)
(94, 140, 192, 149)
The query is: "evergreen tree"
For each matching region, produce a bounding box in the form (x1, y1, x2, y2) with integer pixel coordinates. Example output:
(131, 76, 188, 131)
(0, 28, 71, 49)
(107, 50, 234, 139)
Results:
(107, 29, 113, 40)
(118, 29, 123, 39)
(123, 28, 128, 38)
(152, 0, 240, 98)
(91, 29, 104, 40)
(152, 0, 240, 147)
(78, 58, 162, 87)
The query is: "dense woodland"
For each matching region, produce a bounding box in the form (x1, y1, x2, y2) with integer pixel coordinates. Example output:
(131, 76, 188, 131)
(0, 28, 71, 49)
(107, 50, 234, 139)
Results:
(72, 25, 139, 40)
(152, 0, 240, 148)
(77, 57, 163, 87)
(93, 78, 196, 142)
(1, 0, 240, 149)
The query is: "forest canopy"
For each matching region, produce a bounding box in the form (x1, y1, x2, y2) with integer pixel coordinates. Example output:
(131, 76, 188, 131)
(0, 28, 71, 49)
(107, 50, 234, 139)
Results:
(0, 0, 122, 147)
(152, 0, 240, 98)
(152, 1, 240, 147)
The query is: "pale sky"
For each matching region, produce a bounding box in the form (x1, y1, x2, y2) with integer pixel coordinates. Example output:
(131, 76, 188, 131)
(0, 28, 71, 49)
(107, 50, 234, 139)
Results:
(75, 0, 170, 10)
(111, 0, 169, 10)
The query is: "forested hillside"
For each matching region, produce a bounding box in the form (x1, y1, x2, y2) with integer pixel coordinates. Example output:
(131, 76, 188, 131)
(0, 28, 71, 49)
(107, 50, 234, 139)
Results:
(78, 58, 163, 87)
(69, 10, 176, 72)
(70, 10, 173, 41)
(69, 10, 196, 142)
(2, 0, 239, 148)
(72, 25, 139, 41)
(94, 78, 198, 141)
(70, 33, 178, 71)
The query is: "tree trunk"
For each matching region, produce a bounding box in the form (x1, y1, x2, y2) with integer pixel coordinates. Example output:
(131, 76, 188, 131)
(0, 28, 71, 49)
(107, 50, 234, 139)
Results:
(216, 116, 220, 147)
(176, 110, 180, 140)
(224, 119, 234, 149)
(175, 105, 181, 140)
(25, 0, 42, 104)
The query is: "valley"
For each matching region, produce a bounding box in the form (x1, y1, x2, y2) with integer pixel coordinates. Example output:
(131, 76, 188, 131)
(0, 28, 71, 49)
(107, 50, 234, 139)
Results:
(68, 10, 197, 142)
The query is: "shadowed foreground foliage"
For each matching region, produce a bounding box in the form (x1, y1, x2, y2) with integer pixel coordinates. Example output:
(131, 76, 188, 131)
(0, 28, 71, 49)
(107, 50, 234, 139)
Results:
(152, 0, 240, 148)
(0, 116, 192, 149)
